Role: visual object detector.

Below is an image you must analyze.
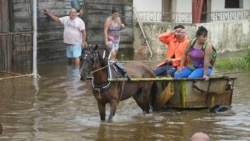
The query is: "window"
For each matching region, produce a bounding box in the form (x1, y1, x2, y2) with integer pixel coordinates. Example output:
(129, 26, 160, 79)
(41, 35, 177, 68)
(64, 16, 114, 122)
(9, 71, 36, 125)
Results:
(225, 0, 242, 8)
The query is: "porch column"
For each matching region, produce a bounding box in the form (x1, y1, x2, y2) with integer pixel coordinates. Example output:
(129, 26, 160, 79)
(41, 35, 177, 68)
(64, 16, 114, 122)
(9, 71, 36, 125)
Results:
(162, 0, 172, 22)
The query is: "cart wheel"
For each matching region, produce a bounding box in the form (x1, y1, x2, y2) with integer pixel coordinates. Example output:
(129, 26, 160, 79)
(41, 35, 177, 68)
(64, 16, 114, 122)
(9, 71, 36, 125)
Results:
(209, 105, 230, 113)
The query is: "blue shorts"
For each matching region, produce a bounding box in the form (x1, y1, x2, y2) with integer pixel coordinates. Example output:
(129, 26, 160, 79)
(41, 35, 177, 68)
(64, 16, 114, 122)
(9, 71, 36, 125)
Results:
(66, 44, 82, 58)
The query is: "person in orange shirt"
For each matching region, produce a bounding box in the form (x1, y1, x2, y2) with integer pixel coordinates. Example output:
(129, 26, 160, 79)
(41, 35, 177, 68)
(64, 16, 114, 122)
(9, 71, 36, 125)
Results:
(153, 25, 189, 77)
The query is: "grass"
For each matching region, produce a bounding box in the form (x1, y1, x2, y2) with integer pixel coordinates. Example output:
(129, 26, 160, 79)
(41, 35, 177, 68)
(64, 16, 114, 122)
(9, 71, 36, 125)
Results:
(214, 48, 250, 71)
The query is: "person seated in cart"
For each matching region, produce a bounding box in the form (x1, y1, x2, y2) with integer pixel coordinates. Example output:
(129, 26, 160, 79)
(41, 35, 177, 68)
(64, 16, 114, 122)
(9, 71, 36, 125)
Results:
(153, 25, 189, 77)
(174, 26, 214, 80)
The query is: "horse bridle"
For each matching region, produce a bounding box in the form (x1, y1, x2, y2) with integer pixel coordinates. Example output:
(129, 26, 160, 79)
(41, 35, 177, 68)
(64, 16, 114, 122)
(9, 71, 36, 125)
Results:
(81, 46, 126, 101)
(82, 49, 97, 74)
(82, 48, 112, 92)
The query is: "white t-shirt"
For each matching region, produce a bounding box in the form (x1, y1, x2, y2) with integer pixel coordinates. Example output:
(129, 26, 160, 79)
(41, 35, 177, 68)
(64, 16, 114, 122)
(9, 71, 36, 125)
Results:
(59, 16, 85, 45)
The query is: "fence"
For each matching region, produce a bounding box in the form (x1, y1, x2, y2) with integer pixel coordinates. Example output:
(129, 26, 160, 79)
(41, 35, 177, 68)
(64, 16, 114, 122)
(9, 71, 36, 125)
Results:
(0, 32, 33, 79)
(137, 10, 250, 23)
(207, 10, 250, 22)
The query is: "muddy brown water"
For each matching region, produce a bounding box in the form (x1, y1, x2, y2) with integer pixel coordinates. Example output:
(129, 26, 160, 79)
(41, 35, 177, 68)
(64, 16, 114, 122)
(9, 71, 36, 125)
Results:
(0, 52, 250, 141)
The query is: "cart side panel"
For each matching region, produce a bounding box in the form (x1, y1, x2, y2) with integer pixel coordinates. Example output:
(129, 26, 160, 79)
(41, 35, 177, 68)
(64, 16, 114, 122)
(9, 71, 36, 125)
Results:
(165, 77, 235, 109)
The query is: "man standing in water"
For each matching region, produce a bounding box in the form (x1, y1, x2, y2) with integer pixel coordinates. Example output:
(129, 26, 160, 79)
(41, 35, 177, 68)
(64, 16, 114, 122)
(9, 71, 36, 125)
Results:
(44, 8, 87, 68)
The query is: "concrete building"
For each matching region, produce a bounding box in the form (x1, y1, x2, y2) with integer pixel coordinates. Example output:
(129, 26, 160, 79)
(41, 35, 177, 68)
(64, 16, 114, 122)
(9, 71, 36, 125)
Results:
(0, 0, 250, 63)
(133, 0, 250, 55)
(134, 0, 250, 23)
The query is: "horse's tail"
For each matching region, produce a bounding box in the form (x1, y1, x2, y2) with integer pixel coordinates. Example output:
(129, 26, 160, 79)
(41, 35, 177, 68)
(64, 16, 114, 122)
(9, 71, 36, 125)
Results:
(150, 82, 158, 109)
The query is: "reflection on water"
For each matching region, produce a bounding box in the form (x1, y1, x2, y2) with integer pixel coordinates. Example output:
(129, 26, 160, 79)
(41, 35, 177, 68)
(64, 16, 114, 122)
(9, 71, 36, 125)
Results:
(0, 55, 250, 141)
(66, 65, 80, 80)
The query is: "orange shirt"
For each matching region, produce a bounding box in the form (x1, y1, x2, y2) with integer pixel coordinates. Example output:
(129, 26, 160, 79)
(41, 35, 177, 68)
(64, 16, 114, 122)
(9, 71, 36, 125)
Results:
(157, 31, 189, 67)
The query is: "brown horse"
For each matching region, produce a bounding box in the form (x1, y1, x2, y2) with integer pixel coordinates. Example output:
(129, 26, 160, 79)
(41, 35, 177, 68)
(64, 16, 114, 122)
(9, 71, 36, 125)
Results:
(80, 45, 156, 122)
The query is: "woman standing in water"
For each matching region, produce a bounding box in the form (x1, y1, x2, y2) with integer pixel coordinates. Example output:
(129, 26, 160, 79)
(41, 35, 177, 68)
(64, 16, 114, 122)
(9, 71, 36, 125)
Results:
(104, 8, 125, 61)
(103, 8, 129, 79)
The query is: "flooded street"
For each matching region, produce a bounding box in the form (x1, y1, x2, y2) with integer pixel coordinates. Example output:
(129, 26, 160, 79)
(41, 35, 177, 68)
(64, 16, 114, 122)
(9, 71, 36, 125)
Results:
(0, 53, 250, 141)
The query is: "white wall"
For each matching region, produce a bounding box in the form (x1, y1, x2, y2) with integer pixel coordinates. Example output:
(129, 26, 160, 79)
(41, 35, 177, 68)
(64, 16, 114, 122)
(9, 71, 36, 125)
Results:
(211, 0, 224, 11)
(134, 0, 250, 13)
(133, 0, 162, 12)
(134, 22, 250, 54)
(243, 0, 250, 9)
(175, 0, 192, 13)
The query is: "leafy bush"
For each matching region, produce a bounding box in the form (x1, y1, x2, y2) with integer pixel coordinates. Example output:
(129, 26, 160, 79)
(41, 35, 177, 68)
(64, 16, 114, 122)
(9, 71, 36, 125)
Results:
(215, 48, 250, 71)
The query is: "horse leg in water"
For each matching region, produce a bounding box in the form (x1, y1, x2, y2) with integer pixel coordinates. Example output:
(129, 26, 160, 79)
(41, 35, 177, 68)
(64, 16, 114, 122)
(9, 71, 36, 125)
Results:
(108, 100, 118, 122)
(98, 102, 106, 121)
(133, 84, 152, 114)
(143, 83, 153, 113)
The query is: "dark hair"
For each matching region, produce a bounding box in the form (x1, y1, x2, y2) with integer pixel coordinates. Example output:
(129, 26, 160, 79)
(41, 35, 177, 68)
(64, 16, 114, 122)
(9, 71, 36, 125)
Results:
(112, 8, 118, 14)
(174, 25, 185, 30)
(196, 26, 208, 37)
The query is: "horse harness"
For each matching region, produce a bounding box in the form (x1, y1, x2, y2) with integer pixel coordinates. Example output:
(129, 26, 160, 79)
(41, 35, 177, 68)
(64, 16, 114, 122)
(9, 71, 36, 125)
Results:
(83, 50, 126, 99)
(91, 62, 126, 98)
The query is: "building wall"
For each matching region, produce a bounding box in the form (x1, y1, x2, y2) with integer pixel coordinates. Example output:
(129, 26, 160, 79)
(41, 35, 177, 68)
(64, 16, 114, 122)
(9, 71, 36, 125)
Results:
(8, 0, 133, 62)
(83, 0, 133, 47)
(133, 0, 161, 12)
(134, 21, 250, 56)
(175, 0, 191, 13)
(0, 0, 9, 32)
(7, 0, 250, 62)
(134, 0, 250, 13)
(244, 0, 250, 9)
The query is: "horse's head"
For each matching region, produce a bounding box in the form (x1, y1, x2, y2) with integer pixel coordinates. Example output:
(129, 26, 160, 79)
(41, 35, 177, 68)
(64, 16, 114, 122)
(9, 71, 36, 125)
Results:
(80, 44, 101, 81)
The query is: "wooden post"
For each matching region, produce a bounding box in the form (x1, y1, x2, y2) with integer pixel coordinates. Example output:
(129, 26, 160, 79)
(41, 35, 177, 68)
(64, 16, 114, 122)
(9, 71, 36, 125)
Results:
(161, 0, 172, 22)
(0, 0, 9, 32)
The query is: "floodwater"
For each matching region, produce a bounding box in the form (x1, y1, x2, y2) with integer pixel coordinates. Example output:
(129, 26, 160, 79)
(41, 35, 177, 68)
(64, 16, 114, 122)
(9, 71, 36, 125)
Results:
(0, 52, 250, 141)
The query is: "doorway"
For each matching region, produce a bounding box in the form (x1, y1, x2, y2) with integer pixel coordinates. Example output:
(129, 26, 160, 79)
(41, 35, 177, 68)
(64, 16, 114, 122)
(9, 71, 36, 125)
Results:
(192, 0, 208, 23)
(200, 0, 207, 23)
